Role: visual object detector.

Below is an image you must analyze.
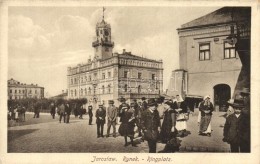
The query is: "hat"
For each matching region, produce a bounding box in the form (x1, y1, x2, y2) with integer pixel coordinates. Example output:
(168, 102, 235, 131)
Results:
(204, 95, 210, 100)
(130, 103, 135, 107)
(227, 99, 244, 108)
(147, 98, 157, 107)
(164, 100, 172, 106)
(119, 97, 126, 102)
(240, 88, 250, 95)
(108, 100, 114, 104)
(141, 97, 146, 101)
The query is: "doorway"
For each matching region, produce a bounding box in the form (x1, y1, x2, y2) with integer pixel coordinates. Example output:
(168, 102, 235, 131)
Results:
(213, 84, 231, 112)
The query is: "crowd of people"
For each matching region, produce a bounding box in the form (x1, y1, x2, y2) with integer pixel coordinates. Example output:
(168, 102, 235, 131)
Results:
(8, 88, 250, 153)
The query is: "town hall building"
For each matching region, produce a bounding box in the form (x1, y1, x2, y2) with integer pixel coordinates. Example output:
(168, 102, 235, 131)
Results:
(67, 12, 163, 107)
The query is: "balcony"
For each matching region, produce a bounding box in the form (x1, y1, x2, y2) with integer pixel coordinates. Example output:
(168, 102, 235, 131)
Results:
(92, 40, 114, 47)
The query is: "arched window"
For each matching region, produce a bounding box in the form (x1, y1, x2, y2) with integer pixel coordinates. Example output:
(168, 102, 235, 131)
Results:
(124, 84, 128, 92)
(81, 88, 83, 96)
(88, 87, 91, 95)
(138, 85, 141, 93)
(71, 90, 73, 97)
(102, 85, 105, 94)
(85, 88, 87, 95)
(108, 84, 111, 93)
(75, 89, 77, 96)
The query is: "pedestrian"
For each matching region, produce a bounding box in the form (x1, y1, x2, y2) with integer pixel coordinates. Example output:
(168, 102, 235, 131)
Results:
(141, 97, 148, 111)
(14, 105, 19, 122)
(58, 102, 66, 123)
(106, 100, 118, 138)
(96, 104, 106, 138)
(157, 96, 166, 122)
(198, 95, 214, 137)
(65, 102, 71, 123)
(50, 102, 56, 119)
(118, 103, 137, 147)
(88, 105, 93, 125)
(78, 104, 83, 119)
(159, 101, 180, 153)
(141, 98, 161, 153)
(21, 105, 26, 122)
(173, 95, 189, 137)
(239, 88, 250, 152)
(118, 97, 130, 123)
(73, 104, 78, 118)
(223, 99, 248, 152)
(133, 99, 142, 137)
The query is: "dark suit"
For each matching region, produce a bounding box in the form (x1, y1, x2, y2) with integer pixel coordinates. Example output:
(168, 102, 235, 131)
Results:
(65, 104, 71, 123)
(223, 113, 249, 152)
(141, 109, 161, 153)
(88, 106, 93, 125)
(96, 108, 106, 137)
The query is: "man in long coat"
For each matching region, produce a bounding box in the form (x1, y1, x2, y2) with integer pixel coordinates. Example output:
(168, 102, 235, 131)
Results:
(141, 98, 161, 153)
(88, 105, 93, 125)
(96, 104, 106, 138)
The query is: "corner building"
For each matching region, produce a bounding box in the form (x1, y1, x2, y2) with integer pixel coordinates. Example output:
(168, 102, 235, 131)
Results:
(67, 17, 163, 107)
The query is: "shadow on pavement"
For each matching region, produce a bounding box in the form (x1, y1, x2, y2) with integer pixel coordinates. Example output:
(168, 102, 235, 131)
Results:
(8, 129, 38, 142)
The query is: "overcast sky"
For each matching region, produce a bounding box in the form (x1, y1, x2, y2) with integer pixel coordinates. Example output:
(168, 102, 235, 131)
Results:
(8, 6, 221, 97)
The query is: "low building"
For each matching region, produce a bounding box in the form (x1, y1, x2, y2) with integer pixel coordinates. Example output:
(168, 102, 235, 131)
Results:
(8, 78, 44, 100)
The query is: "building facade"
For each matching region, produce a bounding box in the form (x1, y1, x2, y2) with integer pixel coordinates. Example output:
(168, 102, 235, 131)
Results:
(8, 78, 44, 100)
(168, 7, 250, 110)
(67, 16, 163, 107)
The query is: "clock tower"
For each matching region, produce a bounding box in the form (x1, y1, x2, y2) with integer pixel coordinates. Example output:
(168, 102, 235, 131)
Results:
(92, 8, 114, 60)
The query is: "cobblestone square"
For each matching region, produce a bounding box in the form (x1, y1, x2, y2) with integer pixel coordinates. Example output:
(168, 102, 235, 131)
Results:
(8, 110, 230, 153)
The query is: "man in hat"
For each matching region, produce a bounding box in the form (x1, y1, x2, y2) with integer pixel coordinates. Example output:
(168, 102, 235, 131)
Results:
(223, 99, 249, 152)
(141, 98, 161, 153)
(96, 104, 106, 138)
(141, 97, 148, 111)
(88, 105, 93, 125)
(239, 88, 250, 152)
(106, 100, 118, 138)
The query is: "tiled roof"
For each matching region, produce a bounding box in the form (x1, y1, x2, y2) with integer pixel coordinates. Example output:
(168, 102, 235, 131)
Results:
(118, 52, 162, 63)
(180, 7, 251, 29)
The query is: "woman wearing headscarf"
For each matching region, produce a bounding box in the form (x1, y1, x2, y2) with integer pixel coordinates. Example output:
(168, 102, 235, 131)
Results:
(198, 95, 214, 137)
(173, 95, 188, 138)
(118, 103, 136, 147)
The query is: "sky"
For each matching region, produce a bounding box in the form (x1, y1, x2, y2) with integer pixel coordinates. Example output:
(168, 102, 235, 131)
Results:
(8, 6, 221, 97)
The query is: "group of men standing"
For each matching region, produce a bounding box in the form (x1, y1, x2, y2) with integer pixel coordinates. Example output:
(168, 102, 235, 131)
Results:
(92, 95, 189, 153)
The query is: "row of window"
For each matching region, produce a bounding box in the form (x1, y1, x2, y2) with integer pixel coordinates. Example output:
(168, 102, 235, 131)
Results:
(123, 71, 156, 80)
(9, 95, 39, 100)
(199, 42, 236, 61)
(9, 89, 38, 94)
(120, 60, 159, 68)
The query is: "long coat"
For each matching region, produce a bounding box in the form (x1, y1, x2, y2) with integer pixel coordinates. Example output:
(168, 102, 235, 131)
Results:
(224, 113, 247, 144)
(96, 108, 106, 124)
(160, 108, 177, 143)
(141, 109, 161, 141)
(118, 108, 135, 137)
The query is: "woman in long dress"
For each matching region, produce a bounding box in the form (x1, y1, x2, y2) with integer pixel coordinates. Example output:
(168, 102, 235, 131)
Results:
(173, 95, 188, 137)
(118, 103, 136, 147)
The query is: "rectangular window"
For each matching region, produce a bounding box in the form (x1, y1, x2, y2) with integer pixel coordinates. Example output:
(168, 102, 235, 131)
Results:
(124, 71, 128, 78)
(199, 43, 210, 61)
(108, 72, 111, 78)
(35, 90, 37, 94)
(224, 42, 236, 59)
(152, 74, 155, 80)
(138, 72, 142, 79)
(10, 89, 12, 93)
(102, 73, 105, 79)
(15, 90, 17, 94)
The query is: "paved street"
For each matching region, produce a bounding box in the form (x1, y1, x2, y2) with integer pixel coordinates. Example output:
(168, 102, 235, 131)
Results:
(8, 110, 230, 153)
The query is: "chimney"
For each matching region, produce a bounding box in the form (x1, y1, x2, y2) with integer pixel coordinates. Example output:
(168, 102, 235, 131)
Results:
(62, 90, 64, 94)
(123, 49, 126, 53)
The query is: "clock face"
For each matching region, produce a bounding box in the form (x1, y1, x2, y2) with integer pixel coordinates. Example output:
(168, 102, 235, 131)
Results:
(104, 29, 109, 36)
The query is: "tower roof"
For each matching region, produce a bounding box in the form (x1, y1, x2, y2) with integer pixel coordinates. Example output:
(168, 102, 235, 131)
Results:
(96, 19, 111, 28)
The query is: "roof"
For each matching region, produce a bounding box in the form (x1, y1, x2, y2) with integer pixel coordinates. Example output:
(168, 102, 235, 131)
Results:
(179, 7, 251, 30)
(50, 92, 68, 99)
(8, 79, 44, 88)
(118, 52, 162, 63)
(96, 19, 111, 28)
